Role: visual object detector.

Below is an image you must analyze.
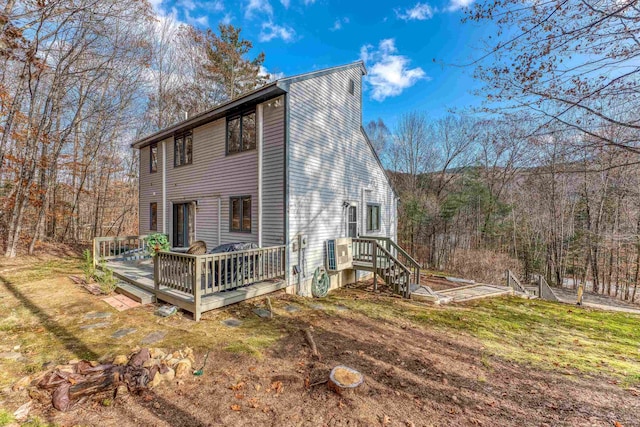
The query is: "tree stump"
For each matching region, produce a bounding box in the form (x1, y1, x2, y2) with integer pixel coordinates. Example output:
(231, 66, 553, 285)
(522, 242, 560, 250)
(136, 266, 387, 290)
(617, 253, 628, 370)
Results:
(327, 365, 363, 396)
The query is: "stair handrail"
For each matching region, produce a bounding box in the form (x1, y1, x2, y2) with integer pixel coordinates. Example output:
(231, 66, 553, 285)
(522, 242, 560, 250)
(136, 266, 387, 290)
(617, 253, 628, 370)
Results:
(373, 241, 412, 298)
(538, 275, 560, 302)
(506, 270, 527, 294)
(360, 236, 422, 270)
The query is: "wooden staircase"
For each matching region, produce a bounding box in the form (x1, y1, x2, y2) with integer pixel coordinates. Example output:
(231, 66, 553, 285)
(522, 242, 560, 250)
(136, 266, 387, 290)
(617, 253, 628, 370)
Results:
(352, 237, 421, 298)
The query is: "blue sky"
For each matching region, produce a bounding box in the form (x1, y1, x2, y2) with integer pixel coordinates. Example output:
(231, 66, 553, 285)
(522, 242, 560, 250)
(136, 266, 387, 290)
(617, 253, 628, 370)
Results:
(151, 0, 490, 129)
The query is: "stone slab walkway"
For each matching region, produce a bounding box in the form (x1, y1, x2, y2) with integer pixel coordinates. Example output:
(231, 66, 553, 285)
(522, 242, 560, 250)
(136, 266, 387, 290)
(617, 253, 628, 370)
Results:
(436, 284, 513, 303)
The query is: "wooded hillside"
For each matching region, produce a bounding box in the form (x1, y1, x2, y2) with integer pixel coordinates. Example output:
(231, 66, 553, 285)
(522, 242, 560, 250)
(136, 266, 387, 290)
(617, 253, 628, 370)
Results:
(0, 1, 267, 257)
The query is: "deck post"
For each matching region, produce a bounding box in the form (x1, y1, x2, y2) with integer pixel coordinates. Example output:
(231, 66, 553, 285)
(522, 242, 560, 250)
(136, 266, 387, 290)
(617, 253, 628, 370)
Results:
(506, 270, 511, 288)
(92, 238, 98, 267)
(193, 256, 202, 321)
(153, 255, 159, 292)
(372, 240, 377, 292)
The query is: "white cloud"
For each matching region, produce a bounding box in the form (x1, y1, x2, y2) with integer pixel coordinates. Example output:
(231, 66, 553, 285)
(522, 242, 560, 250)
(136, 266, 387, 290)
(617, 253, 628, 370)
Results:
(185, 10, 208, 26)
(395, 2, 434, 21)
(245, 0, 273, 18)
(260, 65, 286, 81)
(280, 0, 290, 7)
(448, 0, 474, 11)
(221, 12, 233, 24)
(303, 0, 316, 4)
(330, 17, 349, 31)
(360, 39, 427, 101)
(149, 0, 164, 12)
(259, 22, 295, 42)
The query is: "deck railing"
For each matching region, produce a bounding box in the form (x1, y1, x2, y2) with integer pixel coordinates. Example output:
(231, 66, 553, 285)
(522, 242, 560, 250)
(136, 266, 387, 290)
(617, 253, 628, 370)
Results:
(155, 245, 287, 320)
(93, 235, 150, 266)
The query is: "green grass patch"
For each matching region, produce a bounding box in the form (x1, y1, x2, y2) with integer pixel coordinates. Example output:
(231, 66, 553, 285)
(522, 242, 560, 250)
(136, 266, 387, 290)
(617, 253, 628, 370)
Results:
(333, 292, 640, 386)
(0, 409, 14, 427)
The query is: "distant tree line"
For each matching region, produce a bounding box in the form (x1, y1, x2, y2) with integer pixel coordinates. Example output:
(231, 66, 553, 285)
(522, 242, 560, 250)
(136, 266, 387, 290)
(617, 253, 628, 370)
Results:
(374, 0, 640, 300)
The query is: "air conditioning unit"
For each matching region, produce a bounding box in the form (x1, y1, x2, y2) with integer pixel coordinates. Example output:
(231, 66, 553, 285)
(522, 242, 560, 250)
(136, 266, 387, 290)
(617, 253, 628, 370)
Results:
(326, 238, 353, 271)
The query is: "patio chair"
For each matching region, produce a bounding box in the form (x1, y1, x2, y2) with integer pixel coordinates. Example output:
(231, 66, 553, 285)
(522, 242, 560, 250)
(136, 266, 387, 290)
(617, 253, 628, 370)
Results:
(186, 240, 207, 255)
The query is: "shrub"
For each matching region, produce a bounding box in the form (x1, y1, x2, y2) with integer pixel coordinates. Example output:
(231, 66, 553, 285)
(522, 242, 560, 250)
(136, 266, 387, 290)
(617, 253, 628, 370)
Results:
(145, 233, 170, 257)
(81, 249, 96, 283)
(96, 261, 118, 294)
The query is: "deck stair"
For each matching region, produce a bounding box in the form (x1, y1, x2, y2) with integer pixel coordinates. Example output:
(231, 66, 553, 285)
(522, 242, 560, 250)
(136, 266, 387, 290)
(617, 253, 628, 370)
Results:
(115, 281, 156, 305)
(352, 237, 421, 298)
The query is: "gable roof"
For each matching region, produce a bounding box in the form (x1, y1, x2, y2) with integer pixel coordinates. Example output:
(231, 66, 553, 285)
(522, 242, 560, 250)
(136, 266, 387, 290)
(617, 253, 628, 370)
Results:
(131, 60, 366, 149)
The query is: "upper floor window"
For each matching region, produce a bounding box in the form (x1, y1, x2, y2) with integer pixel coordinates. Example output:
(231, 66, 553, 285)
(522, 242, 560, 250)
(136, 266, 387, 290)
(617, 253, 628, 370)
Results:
(367, 204, 381, 232)
(150, 143, 158, 173)
(348, 79, 355, 95)
(227, 110, 256, 155)
(174, 132, 192, 167)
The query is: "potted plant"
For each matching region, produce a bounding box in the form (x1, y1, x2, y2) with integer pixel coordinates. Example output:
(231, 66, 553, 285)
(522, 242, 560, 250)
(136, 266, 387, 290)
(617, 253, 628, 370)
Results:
(145, 233, 170, 257)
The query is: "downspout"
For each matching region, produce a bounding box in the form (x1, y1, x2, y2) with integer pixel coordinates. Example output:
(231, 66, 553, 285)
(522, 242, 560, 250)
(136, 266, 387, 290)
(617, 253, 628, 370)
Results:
(162, 140, 166, 234)
(218, 197, 221, 246)
(257, 103, 264, 247)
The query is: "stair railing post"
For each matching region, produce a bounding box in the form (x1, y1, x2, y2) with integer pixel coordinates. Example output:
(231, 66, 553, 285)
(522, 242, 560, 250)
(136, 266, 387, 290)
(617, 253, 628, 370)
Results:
(372, 240, 377, 292)
(538, 275, 542, 297)
(506, 270, 511, 289)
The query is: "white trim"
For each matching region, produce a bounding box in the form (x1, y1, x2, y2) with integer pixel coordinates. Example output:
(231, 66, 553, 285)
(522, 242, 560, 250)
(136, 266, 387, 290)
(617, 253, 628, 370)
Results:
(257, 103, 264, 247)
(161, 139, 167, 234)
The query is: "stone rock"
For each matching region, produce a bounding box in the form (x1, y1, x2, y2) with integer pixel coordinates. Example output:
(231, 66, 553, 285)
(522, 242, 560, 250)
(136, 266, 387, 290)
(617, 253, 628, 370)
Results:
(149, 367, 175, 388)
(149, 372, 163, 388)
(112, 328, 137, 339)
(143, 358, 161, 369)
(149, 348, 167, 359)
(284, 305, 300, 313)
(140, 331, 167, 345)
(161, 367, 175, 382)
(0, 352, 23, 361)
(253, 308, 272, 318)
(13, 401, 32, 422)
(84, 312, 112, 320)
(55, 365, 75, 374)
(79, 322, 110, 330)
(183, 347, 195, 363)
(167, 358, 181, 368)
(175, 359, 192, 378)
(333, 304, 349, 311)
(68, 359, 80, 364)
(115, 384, 129, 400)
(221, 318, 242, 327)
(310, 304, 326, 310)
(113, 355, 128, 365)
(12, 375, 32, 391)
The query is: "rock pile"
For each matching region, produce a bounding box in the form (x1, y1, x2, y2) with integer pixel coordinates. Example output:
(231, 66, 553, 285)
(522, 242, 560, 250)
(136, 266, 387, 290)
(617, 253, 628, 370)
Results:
(20, 347, 195, 412)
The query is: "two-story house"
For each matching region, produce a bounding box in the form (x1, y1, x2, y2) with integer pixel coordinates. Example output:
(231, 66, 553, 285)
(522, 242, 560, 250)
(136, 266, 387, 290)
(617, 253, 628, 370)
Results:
(103, 61, 419, 319)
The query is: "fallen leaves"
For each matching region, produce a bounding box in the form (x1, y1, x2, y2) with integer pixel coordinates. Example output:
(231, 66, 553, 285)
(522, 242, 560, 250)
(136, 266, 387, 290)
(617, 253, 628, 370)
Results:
(229, 381, 245, 391)
(230, 404, 241, 412)
(271, 380, 283, 394)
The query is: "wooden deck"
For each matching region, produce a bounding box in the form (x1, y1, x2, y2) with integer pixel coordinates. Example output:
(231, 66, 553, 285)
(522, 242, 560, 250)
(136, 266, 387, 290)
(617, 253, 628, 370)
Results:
(107, 258, 287, 320)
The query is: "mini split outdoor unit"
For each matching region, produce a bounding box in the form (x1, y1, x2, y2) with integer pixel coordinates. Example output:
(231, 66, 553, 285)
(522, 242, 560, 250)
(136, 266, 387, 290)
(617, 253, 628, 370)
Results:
(326, 237, 353, 271)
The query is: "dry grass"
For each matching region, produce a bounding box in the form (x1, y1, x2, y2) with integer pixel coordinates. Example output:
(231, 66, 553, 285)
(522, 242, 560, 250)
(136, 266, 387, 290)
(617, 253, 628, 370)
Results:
(444, 248, 521, 284)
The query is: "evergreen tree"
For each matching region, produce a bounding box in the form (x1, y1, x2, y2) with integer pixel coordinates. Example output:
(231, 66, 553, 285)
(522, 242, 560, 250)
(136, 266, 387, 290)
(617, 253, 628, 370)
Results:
(204, 24, 268, 100)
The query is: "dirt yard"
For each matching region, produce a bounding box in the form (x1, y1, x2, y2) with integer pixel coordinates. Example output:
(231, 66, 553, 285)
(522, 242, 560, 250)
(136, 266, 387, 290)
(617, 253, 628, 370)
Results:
(1, 256, 639, 426)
